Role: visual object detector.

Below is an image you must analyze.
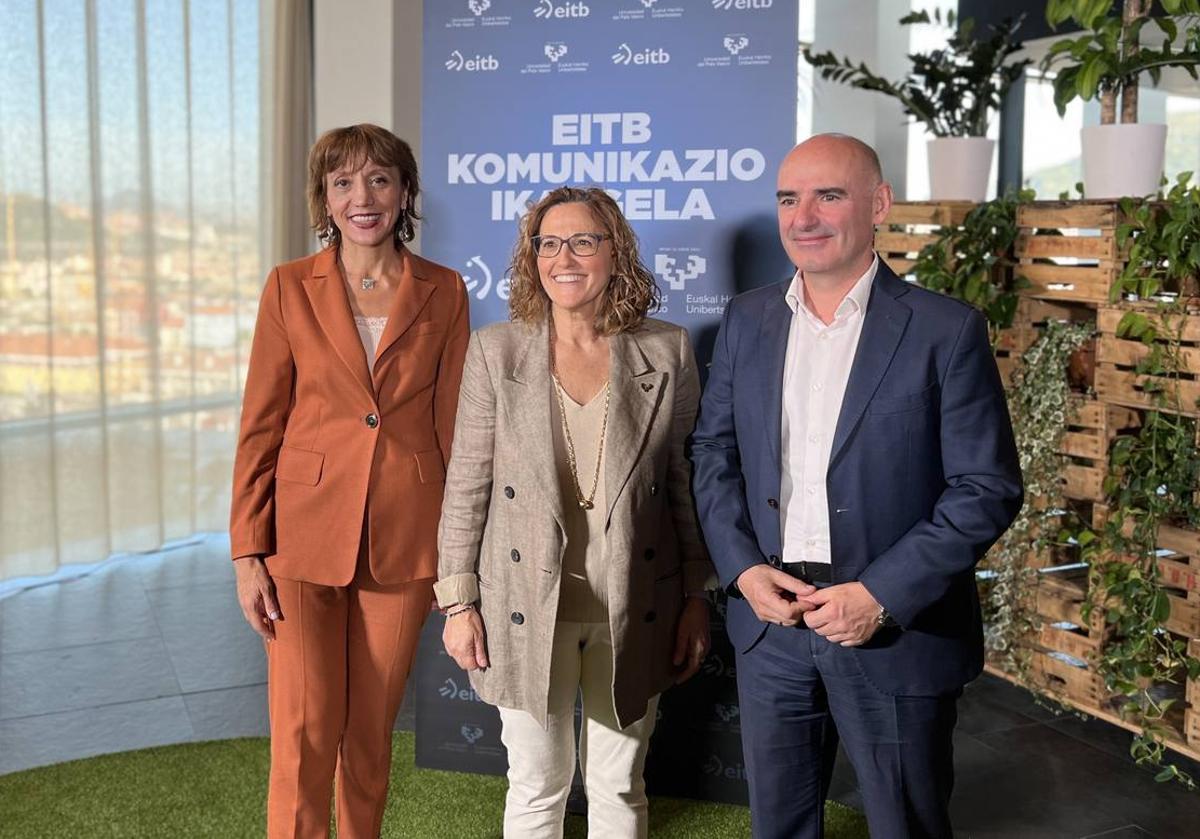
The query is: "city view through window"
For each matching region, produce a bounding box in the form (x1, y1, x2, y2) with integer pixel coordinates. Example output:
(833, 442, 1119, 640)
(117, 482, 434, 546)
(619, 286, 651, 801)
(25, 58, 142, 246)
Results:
(0, 0, 261, 578)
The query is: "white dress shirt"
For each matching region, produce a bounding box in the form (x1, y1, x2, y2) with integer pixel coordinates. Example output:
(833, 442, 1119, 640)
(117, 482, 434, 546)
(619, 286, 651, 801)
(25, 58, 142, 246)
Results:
(779, 256, 878, 568)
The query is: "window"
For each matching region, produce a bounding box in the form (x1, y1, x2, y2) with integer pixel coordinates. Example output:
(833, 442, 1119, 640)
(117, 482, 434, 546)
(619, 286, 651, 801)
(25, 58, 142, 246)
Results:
(0, 0, 261, 580)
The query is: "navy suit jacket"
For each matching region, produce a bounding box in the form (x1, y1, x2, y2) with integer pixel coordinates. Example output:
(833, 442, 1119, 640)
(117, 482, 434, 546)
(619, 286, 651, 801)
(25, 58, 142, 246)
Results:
(691, 259, 1022, 697)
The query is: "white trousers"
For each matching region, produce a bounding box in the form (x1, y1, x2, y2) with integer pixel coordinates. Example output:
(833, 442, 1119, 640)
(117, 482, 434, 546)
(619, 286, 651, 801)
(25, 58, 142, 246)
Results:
(498, 621, 660, 839)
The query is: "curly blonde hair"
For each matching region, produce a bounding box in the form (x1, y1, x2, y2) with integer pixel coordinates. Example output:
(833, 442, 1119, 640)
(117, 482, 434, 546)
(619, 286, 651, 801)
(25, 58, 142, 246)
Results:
(307, 124, 421, 245)
(508, 187, 660, 334)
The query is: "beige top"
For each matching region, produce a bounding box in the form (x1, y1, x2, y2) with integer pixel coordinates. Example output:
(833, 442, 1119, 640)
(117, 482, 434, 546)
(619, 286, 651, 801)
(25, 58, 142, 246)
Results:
(551, 378, 609, 623)
(354, 315, 388, 362)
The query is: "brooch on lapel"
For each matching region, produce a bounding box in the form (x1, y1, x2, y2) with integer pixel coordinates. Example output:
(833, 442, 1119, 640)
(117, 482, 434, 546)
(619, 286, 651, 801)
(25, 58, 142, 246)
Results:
(640, 382, 653, 392)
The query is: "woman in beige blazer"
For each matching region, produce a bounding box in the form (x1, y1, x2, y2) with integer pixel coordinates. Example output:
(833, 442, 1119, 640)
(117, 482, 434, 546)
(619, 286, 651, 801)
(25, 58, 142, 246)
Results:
(230, 125, 469, 838)
(435, 186, 715, 839)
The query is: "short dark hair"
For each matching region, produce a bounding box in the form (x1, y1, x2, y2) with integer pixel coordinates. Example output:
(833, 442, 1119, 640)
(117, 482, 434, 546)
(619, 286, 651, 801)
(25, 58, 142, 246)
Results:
(307, 124, 421, 244)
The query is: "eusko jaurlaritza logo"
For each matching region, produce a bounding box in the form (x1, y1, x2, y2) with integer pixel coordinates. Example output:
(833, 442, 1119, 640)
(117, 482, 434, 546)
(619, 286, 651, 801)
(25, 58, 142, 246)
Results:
(611, 42, 670, 66)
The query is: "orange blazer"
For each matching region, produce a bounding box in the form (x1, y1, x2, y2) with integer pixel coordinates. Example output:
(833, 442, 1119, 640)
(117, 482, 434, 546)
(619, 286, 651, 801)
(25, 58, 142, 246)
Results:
(230, 245, 469, 586)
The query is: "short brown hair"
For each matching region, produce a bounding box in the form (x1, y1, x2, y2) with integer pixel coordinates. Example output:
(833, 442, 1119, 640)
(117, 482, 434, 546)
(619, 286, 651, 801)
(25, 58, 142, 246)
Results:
(508, 187, 660, 334)
(307, 124, 421, 245)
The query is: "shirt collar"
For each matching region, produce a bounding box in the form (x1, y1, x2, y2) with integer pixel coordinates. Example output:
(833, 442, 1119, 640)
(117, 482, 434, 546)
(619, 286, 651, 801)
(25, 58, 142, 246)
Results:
(784, 254, 879, 321)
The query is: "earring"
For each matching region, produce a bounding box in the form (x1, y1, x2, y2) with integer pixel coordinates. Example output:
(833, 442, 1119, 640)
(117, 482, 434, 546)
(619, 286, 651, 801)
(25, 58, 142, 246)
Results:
(322, 215, 338, 242)
(398, 214, 415, 242)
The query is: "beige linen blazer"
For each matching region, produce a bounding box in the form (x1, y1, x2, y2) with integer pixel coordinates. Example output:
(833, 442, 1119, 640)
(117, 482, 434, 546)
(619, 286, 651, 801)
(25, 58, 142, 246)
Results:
(435, 316, 715, 728)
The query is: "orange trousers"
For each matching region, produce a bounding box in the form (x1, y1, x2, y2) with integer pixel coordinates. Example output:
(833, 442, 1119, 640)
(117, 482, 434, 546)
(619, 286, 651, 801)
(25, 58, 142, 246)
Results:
(264, 554, 433, 839)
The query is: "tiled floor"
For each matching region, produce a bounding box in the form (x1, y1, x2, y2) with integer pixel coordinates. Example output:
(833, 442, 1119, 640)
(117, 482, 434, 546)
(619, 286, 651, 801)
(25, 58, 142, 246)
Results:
(1, 536, 1198, 837)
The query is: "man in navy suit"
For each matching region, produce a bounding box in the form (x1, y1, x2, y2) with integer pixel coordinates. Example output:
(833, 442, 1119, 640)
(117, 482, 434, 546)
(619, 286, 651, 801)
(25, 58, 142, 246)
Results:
(691, 134, 1022, 838)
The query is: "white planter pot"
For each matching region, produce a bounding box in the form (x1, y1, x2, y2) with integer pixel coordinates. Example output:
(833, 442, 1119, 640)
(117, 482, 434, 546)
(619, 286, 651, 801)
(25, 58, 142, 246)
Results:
(1081, 123, 1167, 199)
(927, 137, 995, 201)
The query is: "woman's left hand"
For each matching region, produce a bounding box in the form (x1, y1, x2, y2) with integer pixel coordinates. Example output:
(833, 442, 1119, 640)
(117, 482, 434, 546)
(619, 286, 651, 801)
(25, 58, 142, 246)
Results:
(672, 596, 711, 684)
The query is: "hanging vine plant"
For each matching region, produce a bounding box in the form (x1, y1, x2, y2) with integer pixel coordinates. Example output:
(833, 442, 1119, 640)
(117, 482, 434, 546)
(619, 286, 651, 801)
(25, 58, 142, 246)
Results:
(982, 320, 1094, 675)
(1081, 303, 1200, 787)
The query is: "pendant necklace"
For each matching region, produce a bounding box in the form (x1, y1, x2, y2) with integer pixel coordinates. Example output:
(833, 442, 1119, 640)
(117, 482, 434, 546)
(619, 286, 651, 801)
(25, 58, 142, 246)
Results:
(549, 329, 610, 511)
(361, 276, 377, 291)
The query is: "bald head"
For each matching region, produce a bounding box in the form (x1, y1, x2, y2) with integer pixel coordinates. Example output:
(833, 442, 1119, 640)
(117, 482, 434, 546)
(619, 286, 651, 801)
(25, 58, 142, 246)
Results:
(775, 133, 893, 288)
(787, 134, 884, 187)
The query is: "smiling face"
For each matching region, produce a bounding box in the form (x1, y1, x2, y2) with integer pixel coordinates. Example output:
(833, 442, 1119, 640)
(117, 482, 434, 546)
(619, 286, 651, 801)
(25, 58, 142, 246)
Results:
(324, 159, 406, 250)
(776, 135, 892, 287)
(535, 202, 614, 322)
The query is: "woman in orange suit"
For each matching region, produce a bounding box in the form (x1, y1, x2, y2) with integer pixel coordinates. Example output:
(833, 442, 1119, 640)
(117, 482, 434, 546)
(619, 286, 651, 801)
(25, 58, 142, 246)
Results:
(229, 124, 469, 838)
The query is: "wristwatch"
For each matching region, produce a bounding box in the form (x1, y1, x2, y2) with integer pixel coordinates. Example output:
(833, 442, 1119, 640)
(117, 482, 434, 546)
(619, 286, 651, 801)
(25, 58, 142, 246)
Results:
(876, 605, 897, 628)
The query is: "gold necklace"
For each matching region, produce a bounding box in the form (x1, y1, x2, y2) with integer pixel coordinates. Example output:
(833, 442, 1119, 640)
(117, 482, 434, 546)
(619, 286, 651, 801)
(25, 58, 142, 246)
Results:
(549, 332, 610, 511)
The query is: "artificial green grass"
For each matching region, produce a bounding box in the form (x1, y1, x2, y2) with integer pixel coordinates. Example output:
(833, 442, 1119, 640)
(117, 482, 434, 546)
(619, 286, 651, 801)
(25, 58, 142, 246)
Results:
(0, 732, 869, 838)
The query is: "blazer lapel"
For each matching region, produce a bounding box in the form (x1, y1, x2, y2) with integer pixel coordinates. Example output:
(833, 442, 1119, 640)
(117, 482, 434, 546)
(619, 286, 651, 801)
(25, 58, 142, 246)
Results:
(829, 265, 912, 466)
(501, 318, 566, 532)
(604, 331, 666, 527)
(372, 248, 436, 387)
(760, 286, 793, 473)
(302, 247, 374, 399)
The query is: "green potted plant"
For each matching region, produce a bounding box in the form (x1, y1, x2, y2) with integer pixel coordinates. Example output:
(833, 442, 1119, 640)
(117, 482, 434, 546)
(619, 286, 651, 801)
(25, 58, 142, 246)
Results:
(1042, 0, 1200, 199)
(804, 10, 1029, 201)
(1112, 171, 1200, 302)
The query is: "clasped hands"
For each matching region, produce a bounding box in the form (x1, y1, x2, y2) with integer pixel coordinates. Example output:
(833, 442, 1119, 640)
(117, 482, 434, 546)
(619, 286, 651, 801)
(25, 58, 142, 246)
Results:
(735, 564, 883, 647)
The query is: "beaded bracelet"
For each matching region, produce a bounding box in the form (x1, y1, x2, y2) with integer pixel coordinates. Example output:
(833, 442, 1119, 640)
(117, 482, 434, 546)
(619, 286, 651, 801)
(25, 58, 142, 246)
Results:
(444, 603, 476, 618)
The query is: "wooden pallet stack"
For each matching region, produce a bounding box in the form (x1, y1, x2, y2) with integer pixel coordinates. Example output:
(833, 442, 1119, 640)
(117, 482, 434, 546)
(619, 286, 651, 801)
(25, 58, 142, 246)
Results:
(875, 201, 974, 276)
(1026, 566, 1111, 708)
(1060, 398, 1140, 505)
(993, 297, 1096, 389)
(1095, 304, 1200, 418)
(882, 201, 1200, 762)
(1014, 201, 1127, 305)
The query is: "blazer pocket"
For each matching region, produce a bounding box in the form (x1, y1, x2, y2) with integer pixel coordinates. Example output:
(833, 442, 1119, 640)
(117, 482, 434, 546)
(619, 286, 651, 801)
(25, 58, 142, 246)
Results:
(866, 384, 936, 416)
(275, 446, 324, 486)
(414, 448, 446, 484)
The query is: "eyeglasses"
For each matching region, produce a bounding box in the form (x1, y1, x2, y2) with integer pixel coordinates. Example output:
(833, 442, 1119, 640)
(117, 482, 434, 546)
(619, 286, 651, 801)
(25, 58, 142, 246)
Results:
(531, 232, 610, 258)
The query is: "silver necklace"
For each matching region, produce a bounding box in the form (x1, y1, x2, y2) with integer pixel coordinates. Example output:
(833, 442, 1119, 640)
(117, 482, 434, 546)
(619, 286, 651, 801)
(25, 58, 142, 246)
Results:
(360, 276, 377, 291)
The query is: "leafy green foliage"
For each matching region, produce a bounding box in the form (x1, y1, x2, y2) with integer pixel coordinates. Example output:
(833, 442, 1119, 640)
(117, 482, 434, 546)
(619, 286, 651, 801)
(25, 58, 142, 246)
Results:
(982, 322, 1095, 673)
(1042, 0, 1200, 121)
(1113, 172, 1200, 302)
(911, 189, 1035, 330)
(803, 11, 1029, 137)
(1076, 301, 1200, 787)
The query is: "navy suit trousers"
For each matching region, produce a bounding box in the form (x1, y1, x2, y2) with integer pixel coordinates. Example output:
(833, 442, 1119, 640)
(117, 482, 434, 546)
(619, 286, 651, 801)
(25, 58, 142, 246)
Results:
(736, 624, 960, 839)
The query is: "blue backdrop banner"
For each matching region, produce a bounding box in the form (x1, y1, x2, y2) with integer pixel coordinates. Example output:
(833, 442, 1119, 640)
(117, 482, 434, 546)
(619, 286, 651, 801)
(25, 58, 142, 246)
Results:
(419, 0, 798, 338)
(416, 0, 798, 803)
